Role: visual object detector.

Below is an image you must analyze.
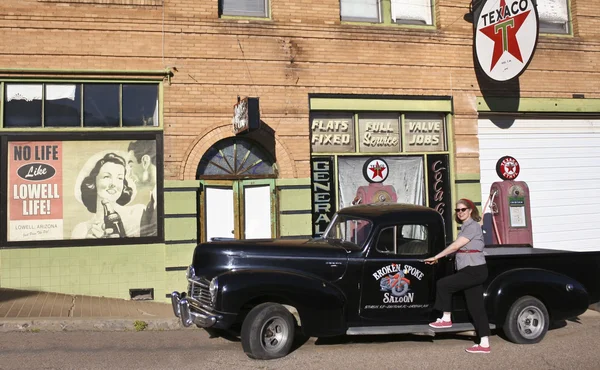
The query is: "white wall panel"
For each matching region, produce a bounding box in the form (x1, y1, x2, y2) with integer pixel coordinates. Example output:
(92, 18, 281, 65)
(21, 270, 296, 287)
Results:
(479, 118, 600, 251)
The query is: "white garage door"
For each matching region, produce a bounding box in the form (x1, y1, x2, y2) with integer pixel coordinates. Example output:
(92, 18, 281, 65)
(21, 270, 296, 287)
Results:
(478, 118, 600, 251)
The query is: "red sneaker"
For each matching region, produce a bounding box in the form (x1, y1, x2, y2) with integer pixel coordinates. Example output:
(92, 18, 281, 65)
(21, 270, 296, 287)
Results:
(428, 318, 452, 328)
(465, 345, 490, 354)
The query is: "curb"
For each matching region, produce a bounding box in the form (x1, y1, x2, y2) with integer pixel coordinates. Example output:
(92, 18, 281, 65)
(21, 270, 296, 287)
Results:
(0, 318, 185, 333)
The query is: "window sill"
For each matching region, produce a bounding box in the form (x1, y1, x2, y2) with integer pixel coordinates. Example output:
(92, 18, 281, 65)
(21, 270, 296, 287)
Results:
(220, 15, 272, 21)
(38, 0, 163, 6)
(340, 21, 436, 31)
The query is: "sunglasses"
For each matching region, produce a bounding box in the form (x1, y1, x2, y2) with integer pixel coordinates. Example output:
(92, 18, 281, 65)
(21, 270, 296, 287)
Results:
(455, 207, 469, 213)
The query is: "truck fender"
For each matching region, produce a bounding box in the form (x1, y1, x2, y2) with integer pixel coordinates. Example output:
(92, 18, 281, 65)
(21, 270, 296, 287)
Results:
(216, 269, 347, 337)
(485, 268, 589, 325)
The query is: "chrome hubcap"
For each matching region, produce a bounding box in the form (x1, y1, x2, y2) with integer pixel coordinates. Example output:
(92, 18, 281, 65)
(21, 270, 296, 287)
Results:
(517, 305, 544, 339)
(260, 316, 289, 353)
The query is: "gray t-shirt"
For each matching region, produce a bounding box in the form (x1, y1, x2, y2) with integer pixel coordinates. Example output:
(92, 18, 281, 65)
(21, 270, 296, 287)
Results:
(455, 218, 486, 270)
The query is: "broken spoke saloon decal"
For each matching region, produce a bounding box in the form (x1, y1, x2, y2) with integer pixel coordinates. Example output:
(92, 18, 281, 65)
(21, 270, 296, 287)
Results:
(365, 263, 428, 309)
(474, 0, 539, 82)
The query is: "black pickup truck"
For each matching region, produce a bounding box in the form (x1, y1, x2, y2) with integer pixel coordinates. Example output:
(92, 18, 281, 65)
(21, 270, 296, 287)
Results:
(171, 203, 600, 360)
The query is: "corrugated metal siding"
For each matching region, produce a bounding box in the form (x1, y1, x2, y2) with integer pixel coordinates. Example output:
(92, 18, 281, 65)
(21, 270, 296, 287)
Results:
(478, 118, 600, 251)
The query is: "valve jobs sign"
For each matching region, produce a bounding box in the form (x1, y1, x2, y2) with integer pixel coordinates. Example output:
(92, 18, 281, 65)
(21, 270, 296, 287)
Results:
(474, 0, 539, 82)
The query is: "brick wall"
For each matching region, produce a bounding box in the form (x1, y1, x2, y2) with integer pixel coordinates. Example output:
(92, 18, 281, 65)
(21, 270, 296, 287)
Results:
(1, 0, 598, 179)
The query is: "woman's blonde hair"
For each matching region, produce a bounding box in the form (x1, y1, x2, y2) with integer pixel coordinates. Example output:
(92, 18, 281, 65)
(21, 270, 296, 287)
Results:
(455, 198, 481, 223)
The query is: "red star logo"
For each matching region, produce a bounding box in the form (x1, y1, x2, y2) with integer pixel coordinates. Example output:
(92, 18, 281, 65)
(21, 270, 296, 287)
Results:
(479, 3, 531, 71)
(369, 161, 386, 180)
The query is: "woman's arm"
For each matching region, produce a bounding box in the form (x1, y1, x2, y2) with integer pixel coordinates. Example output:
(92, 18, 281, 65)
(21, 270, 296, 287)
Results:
(424, 236, 470, 264)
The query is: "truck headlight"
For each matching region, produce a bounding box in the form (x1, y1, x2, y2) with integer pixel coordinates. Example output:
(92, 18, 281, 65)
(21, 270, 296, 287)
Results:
(209, 277, 219, 305)
(186, 265, 195, 279)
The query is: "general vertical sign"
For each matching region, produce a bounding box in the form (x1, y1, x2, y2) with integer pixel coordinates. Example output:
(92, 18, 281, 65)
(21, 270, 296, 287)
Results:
(310, 157, 336, 237)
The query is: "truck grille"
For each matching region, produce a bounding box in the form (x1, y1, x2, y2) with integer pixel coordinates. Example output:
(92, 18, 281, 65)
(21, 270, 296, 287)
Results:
(188, 277, 212, 307)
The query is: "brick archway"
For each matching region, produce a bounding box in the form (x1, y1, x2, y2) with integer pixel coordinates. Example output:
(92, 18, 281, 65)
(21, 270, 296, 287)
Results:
(181, 124, 297, 180)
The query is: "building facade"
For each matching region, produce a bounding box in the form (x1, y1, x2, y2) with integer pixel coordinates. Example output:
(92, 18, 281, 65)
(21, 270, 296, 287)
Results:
(1, 0, 599, 301)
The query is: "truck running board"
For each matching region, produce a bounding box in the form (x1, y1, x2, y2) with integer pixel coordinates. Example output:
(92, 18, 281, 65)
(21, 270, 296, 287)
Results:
(346, 323, 496, 336)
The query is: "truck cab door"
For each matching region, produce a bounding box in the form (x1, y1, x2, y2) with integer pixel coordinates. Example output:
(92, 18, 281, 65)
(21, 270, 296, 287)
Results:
(359, 223, 436, 324)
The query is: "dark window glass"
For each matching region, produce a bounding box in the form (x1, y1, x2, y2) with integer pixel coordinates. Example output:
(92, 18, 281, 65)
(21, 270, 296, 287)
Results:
(45, 84, 82, 127)
(122, 84, 159, 127)
(84, 84, 119, 127)
(4, 84, 42, 127)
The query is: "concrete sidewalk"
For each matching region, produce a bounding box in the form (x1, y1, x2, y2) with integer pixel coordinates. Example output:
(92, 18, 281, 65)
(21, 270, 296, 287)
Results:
(0, 288, 182, 332)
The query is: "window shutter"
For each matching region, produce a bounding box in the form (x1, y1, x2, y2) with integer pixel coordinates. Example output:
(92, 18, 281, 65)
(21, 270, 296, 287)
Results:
(222, 0, 267, 17)
(340, 0, 380, 22)
(391, 0, 433, 25)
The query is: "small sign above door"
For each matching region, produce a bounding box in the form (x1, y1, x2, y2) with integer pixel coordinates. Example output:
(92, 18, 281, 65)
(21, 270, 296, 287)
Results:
(233, 97, 260, 135)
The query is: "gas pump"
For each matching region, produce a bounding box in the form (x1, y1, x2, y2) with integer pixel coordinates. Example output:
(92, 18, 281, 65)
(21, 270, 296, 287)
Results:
(350, 158, 398, 242)
(484, 156, 533, 245)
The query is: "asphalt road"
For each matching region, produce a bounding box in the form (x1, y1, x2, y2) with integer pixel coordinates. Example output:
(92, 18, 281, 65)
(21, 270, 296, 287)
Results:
(1, 311, 599, 370)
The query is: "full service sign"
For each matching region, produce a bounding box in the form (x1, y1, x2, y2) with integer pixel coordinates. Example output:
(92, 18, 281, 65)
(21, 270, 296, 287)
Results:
(475, 0, 539, 82)
(358, 114, 400, 153)
(311, 113, 446, 153)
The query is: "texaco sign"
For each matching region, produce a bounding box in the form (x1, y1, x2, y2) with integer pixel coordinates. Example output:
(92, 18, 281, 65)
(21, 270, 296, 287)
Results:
(474, 0, 539, 82)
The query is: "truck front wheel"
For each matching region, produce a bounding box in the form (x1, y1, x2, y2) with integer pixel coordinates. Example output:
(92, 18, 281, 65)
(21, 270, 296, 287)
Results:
(241, 303, 295, 360)
(503, 296, 549, 344)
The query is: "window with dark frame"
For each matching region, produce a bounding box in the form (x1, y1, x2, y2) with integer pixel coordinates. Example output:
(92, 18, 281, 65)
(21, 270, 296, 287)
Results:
(2, 82, 160, 128)
(220, 0, 269, 18)
(376, 224, 429, 256)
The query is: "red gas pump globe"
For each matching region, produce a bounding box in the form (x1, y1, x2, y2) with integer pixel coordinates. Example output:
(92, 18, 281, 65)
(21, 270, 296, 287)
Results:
(496, 156, 520, 180)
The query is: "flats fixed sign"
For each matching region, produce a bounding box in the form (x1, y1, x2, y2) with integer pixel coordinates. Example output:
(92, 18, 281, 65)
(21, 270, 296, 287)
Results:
(474, 0, 539, 82)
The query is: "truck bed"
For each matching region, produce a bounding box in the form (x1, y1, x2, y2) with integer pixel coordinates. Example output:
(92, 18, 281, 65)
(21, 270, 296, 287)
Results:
(482, 245, 600, 304)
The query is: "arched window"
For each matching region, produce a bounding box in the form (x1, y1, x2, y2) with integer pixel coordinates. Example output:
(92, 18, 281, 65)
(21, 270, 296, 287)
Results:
(196, 137, 276, 179)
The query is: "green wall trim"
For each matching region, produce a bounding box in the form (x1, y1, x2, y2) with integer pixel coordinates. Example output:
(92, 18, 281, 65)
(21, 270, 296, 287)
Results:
(476, 97, 600, 113)
(310, 98, 452, 112)
(276, 178, 311, 186)
(279, 188, 311, 212)
(279, 214, 312, 236)
(165, 218, 197, 241)
(164, 191, 197, 215)
(164, 180, 202, 188)
(0, 68, 173, 78)
(0, 127, 163, 132)
(455, 173, 481, 181)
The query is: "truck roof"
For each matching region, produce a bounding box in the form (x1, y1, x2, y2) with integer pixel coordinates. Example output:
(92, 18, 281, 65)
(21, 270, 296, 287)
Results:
(336, 203, 444, 224)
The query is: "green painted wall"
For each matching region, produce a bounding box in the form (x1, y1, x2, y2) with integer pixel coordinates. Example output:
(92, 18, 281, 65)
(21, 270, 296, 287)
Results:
(276, 178, 312, 237)
(0, 244, 166, 299)
(163, 180, 201, 301)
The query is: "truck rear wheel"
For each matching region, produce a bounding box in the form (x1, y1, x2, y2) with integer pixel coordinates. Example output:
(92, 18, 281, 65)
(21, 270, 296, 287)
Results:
(241, 303, 295, 360)
(503, 296, 549, 344)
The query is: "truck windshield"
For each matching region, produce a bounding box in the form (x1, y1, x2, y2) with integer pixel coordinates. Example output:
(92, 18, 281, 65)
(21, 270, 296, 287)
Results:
(322, 215, 373, 249)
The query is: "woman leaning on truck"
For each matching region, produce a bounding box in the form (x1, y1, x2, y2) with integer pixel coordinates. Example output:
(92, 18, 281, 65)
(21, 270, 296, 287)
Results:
(424, 198, 491, 354)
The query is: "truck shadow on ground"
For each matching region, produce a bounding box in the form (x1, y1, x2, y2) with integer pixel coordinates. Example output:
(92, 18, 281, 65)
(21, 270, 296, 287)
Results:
(314, 331, 490, 346)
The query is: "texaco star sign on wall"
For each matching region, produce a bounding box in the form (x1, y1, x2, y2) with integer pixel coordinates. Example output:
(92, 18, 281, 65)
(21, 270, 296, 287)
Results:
(474, 0, 539, 82)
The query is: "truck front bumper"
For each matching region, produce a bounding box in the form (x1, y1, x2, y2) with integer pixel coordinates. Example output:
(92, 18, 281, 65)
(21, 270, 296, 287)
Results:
(171, 291, 219, 328)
